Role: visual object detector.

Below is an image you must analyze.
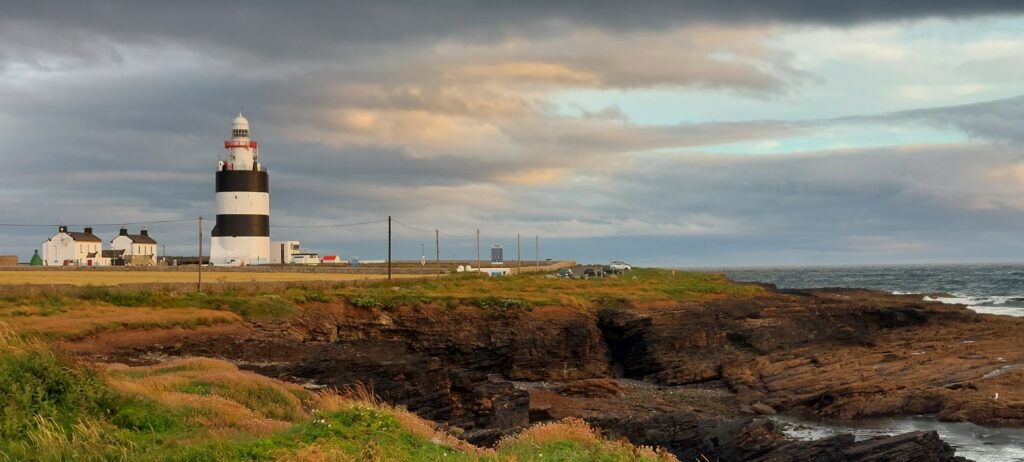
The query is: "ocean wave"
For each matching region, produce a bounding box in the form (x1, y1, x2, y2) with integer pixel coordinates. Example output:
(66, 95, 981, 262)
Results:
(922, 294, 1024, 317)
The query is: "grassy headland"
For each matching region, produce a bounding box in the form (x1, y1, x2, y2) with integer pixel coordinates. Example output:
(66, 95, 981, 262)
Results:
(0, 325, 678, 461)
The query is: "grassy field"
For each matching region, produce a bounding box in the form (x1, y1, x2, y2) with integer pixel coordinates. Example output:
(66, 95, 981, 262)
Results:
(0, 268, 762, 340)
(0, 326, 679, 461)
(0, 270, 419, 286)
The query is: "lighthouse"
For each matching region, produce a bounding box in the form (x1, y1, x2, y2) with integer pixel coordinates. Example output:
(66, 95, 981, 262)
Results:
(210, 114, 271, 266)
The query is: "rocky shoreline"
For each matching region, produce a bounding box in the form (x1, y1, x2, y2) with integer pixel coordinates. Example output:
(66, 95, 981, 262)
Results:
(60, 285, 1024, 461)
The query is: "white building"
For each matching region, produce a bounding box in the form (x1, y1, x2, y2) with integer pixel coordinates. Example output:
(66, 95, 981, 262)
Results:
(210, 114, 272, 266)
(270, 240, 301, 264)
(110, 228, 158, 265)
(41, 226, 108, 266)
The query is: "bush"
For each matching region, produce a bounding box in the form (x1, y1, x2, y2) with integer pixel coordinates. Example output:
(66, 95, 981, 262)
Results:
(110, 396, 180, 433)
(0, 328, 109, 441)
(348, 296, 380, 308)
(284, 287, 333, 304)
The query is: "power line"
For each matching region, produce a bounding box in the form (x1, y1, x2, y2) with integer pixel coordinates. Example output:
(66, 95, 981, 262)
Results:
(271, 218, 388, 229)
(392, 219, 434, 234)
(0, 218, 197, 228)
(394, 219, 475, 239)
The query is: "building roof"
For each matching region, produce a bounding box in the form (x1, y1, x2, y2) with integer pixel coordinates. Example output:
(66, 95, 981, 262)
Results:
(67, 232, 101, 243)
(102, 249, 125, 258)
(116, 227, 157, 244)
(124, 234, 157, 244)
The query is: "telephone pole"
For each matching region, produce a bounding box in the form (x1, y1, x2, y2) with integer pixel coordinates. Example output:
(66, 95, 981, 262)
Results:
(476, 229, 481, 270)
(517, 234, 521, 274)
(435, 229, 440, 277)
(535, 235, 539, 271)
(197, 216, 203, 293)
(387, 216, 392, 280)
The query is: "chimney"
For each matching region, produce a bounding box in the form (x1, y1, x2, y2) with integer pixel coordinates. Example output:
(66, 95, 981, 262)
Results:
(58, 225, 68, 234)
(119, 227, 128, 236)
(84, 227, 93, 235)
(140, 228, 149, 237)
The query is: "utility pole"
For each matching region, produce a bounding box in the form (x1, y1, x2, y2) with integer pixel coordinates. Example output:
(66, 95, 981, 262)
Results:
(476, 229, 480, 270)
(387, 216, 392, 280)
(536, 235, 539, 271)
(197, 216, 203, 293)
(435, 229, 440, 277)
(517, 234, 521, 274)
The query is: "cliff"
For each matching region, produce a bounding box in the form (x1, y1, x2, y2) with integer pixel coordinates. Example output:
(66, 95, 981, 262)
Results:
(57, 276, 1024, 461)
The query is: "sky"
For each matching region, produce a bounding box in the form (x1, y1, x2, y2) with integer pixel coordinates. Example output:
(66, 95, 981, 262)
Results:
(2, 1, 1024, 267)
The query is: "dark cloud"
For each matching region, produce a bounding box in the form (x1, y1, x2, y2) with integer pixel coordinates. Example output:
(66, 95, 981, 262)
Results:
(3, 1, 1022, 57)
(890, 95, 1024, 143)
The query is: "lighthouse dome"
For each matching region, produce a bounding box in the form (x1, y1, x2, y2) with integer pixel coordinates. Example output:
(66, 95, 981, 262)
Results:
(232, 113, 250, 129)
(231, 113, 250, 138)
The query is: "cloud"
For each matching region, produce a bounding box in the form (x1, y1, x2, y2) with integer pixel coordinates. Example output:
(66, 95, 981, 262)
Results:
(2, 3, 1024, 265)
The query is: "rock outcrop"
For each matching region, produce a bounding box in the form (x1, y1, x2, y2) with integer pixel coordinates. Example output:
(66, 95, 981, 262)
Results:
(589, 413, 968, 462)
(596, 288, 1024, 427)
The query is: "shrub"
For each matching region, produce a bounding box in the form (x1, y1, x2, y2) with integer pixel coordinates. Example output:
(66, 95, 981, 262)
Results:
(0, 327, 109, 441)
(110, 396, 180, 433)
(348, 296, 380, 308)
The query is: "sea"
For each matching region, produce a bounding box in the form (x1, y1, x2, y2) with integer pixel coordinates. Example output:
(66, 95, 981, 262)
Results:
(692, 264, 1024, 461)
(713, 263, 1024, 317)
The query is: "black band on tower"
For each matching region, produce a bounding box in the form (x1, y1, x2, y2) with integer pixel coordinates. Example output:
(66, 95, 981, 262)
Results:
(216, 170, 269, 193)
(211, 215, 270, 237)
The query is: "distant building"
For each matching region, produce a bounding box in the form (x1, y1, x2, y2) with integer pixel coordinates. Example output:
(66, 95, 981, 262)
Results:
(110, 228, 157, 265)
(29, 250, 42, 266)
(491, 244, 504, 265)
(292, 252, 321, 265)
(0, 255, 17, 266)
(321, 255, 345, 265)
(41, 226, 107, 266)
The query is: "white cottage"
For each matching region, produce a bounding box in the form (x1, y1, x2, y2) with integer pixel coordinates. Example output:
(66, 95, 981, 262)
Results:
(41, 226, 107, 266)
(110, 228, 158, 265)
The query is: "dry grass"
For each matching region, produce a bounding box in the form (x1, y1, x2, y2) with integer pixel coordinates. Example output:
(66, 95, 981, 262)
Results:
(336, 268, 763, 311)
(0, 270, 420, 286)
(105, 358, 308, 436)
(3, 306, 240, 338)
(497, 417, 678, 461)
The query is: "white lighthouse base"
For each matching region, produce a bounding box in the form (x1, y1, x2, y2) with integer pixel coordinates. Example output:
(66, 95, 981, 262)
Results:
(210, 236, 271, 266)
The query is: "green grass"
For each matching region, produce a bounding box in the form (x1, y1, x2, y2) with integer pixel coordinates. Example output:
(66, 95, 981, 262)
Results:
(160, 407, 474, 462)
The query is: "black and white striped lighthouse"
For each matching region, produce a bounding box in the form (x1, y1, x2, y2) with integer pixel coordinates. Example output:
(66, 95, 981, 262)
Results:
(210, 114, 271, 266)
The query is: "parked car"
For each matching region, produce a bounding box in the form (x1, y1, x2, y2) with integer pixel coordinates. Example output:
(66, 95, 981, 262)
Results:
(609, 261, 632, 272)
(557, 268, 574, 278)
(582, 267, 604, 278)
